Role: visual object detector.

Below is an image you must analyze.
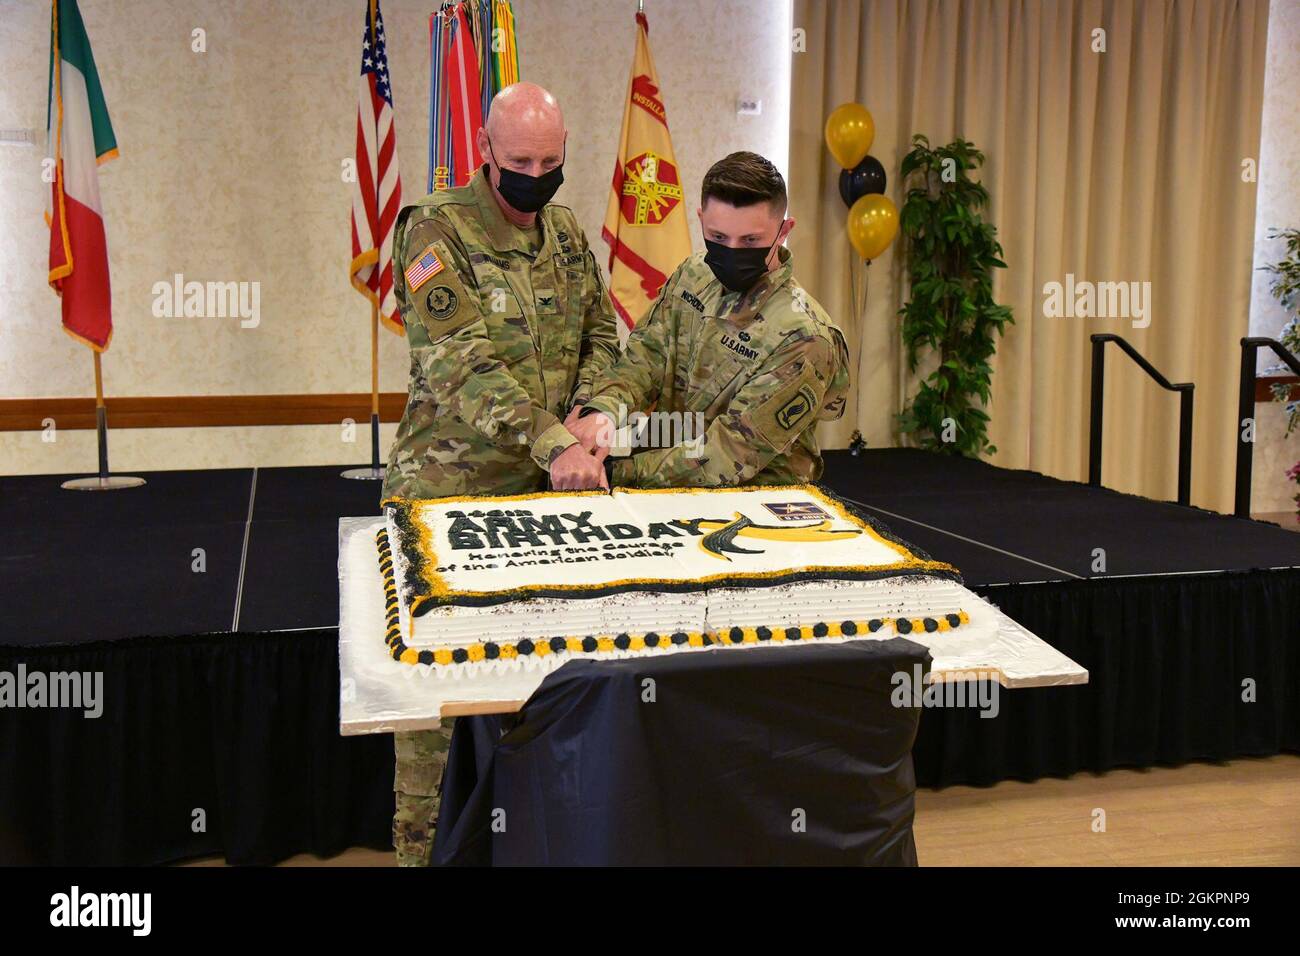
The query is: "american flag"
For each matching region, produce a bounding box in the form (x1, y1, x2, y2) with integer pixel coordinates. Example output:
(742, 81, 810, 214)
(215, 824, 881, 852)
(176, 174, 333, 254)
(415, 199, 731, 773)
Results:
(349, 1, 403, 333)
(404, 246, 443, 292)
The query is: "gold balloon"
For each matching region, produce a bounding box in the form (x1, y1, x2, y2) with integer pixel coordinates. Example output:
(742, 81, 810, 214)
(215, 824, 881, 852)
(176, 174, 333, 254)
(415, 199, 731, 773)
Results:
(847, 194, 898, 261)
(824, 103, 875, 169)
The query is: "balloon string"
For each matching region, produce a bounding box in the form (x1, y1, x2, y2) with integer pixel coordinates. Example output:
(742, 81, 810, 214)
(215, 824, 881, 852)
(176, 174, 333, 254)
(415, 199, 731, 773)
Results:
(848, 251, 868, 419)
(858, 259, 868, 384)
(848, 248, 857, 331)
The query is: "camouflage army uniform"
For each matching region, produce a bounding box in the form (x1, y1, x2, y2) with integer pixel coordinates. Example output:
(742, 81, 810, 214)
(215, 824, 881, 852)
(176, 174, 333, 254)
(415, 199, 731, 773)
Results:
(584, 247, 849, 488)
(382, 167, 619, 866)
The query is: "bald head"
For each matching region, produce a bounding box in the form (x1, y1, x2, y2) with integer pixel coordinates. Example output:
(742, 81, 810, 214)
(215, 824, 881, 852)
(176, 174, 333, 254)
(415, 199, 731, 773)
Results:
(485, 81, 564, 142)
(476, 82, 567, 223)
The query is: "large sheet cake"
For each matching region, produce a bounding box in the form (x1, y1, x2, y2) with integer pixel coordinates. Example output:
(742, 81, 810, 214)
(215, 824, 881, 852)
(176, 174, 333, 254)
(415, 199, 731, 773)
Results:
(382, 484, 990, 663)
(337, 485, 1087, 733)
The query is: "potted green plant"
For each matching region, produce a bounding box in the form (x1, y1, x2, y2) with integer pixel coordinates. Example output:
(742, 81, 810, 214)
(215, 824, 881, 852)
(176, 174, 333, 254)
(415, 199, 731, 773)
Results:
(1261, 228, 1300, 433)
(1259, 227, 1300, 521)
(896, 135, 1013, 457)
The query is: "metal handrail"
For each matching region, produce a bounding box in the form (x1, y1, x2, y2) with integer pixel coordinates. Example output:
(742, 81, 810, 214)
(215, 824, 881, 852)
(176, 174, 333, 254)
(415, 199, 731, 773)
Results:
(1234, 336, 1300, 517)
(1089, 334, 1195, 506)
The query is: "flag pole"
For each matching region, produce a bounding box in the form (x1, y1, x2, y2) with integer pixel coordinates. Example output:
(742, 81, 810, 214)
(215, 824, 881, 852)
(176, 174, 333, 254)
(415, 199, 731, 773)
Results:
(342, 294, 386, 481)
(62, 351, 146, 491)
(369, 299, 382, 470)
(372, 301, 380, 443)
(93, 351, 106, 477)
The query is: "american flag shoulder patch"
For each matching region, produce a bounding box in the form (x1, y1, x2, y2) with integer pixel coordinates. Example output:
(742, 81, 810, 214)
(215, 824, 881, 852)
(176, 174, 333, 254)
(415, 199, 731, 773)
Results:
(404, 244, 445, 293)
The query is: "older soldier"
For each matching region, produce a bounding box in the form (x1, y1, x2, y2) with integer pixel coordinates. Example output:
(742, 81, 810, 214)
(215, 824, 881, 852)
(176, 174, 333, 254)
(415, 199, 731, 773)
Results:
(383, 82, 619, 866)
(561, 151, 849, 488)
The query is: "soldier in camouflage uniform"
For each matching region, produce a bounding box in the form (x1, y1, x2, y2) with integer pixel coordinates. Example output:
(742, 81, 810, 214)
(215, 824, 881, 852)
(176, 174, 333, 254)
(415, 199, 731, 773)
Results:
(563, 151, 849, 489)
(382, 83, 619, 866)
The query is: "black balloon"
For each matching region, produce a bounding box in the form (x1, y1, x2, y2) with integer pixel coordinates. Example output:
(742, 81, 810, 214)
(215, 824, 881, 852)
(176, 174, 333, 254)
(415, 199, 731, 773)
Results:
(838, 155, 887, 207)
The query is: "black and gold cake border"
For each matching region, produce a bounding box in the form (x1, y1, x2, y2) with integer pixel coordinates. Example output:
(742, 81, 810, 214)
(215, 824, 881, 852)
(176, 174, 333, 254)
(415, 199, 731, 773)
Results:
(381, 484, 962, 617)
(384, 500, 436, 614)
(374, 529, 969, 668)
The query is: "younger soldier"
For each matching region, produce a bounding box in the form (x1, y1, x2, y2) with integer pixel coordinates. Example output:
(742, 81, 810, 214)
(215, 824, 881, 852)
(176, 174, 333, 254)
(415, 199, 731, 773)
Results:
(561, 151, 849, 488)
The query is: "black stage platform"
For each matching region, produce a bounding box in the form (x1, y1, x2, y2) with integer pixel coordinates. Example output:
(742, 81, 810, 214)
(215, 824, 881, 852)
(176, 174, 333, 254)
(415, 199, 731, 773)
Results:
(3, 449, 1299, 864)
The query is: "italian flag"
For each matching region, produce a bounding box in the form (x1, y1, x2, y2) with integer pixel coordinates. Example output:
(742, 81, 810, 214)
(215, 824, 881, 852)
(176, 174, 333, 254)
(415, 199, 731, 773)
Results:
(46, 0, 118, 352)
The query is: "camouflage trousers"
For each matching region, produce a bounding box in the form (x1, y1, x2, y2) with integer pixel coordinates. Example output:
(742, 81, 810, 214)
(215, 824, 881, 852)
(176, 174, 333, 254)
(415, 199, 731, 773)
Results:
(393, 719, 455, 867)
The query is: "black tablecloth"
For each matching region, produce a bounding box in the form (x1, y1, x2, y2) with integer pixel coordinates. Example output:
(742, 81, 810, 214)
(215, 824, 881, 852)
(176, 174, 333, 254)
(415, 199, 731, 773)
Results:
(432, 639, 930, 866)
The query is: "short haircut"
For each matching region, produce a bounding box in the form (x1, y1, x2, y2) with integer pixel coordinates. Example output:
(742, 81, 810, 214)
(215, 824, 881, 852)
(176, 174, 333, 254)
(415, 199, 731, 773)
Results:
(701, 151, 787, 214)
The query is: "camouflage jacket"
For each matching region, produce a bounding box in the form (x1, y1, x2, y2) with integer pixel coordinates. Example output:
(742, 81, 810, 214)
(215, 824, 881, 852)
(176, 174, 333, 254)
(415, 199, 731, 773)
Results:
(584, 248, 850, 488)
(383, 168, 620, 500)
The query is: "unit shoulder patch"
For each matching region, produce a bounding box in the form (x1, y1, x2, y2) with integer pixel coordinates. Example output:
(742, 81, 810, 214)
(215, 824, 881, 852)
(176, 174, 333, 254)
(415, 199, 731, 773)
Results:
(775, 384, 818, 431)
(425, 285, 459, 320)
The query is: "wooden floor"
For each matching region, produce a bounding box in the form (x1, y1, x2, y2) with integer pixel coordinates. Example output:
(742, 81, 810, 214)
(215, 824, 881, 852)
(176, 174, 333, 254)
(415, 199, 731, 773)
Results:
(915, 755, 1300, 866)
(182, 754, 1300, 866)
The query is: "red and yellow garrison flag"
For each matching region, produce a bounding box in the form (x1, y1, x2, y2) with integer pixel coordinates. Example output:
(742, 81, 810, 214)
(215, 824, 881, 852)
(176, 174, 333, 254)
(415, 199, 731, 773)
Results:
(601, 11, 691, 330)
(46, 0, 118, 352)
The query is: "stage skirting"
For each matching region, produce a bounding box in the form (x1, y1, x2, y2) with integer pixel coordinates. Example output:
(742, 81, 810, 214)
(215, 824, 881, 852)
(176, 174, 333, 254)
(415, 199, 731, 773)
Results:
(2, 450, 1298, 864)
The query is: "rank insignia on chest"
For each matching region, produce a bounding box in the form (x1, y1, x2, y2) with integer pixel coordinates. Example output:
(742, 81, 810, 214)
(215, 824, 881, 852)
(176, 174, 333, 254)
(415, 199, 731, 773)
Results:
(537, 292, 555, 308)
(405, 244, 445, 293)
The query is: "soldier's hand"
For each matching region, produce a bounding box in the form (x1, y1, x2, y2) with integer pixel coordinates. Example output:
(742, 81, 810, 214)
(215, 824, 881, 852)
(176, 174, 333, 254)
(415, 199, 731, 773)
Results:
(551, 443, 608, 491)
(568, 410, 616, 459)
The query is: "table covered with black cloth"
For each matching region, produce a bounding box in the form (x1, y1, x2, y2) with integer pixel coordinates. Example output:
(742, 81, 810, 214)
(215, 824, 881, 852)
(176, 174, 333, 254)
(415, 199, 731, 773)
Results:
(431, 638, 930, 866)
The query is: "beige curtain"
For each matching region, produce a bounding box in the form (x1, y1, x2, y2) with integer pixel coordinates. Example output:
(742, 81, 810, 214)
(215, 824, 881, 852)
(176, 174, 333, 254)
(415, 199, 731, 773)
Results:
(794, 0, 1270, 512)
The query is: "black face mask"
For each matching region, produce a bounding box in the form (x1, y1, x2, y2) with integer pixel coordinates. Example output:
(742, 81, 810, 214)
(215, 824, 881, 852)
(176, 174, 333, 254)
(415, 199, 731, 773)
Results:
(486, 138, 565, 213)
(703, 227, 784, 294)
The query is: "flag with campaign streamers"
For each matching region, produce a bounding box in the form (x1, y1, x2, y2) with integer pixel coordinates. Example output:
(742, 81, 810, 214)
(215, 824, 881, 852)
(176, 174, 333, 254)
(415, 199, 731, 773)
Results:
(428, 1, 520, 193)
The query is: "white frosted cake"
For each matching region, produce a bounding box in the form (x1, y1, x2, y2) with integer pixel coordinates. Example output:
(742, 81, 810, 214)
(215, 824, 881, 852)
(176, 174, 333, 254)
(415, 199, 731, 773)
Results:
(375, 485, 995, 673)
